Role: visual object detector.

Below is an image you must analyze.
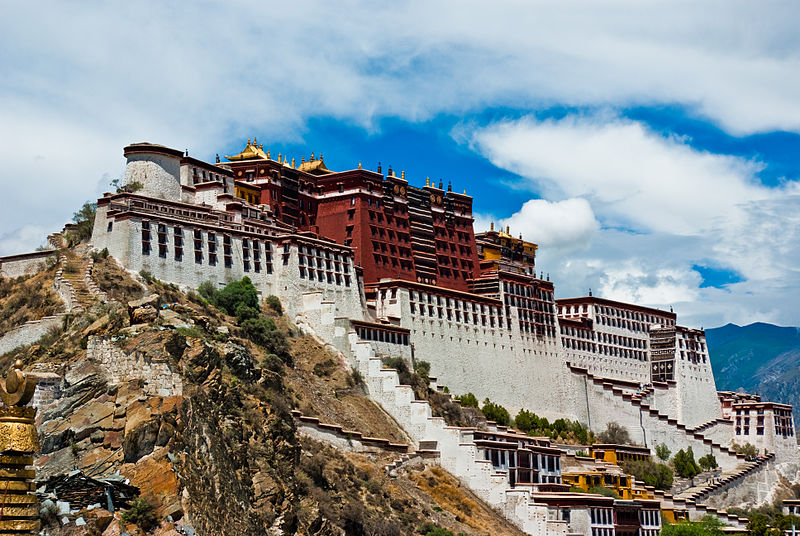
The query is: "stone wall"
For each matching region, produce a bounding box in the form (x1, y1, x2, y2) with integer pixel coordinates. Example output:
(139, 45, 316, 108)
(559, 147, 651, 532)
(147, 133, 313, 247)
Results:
(0, 315, 64, 357)
(87, 336, 182, 397)
(375, 286, 579, 420)
(701, 456, 779, 508)
(0, 250, 57, 278)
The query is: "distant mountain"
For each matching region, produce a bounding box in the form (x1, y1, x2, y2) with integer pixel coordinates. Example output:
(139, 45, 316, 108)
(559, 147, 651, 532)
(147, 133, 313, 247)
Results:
(706, 322, 800, 426)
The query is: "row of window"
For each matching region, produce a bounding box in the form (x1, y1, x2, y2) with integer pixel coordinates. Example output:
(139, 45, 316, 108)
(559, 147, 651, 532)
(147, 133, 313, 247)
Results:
(354, 326, 410, 346)
(590, 508, 614, 526)
(298, 266, 352, 287)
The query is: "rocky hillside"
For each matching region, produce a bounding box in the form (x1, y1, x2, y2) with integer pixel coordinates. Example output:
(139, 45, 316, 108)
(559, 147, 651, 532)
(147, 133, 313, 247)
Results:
(707, 322, 800, 427)
(1, 252, 525, 536)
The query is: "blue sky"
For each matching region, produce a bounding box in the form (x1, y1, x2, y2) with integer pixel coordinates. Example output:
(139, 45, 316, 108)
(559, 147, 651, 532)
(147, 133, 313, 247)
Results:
(2, 1, 800, 329)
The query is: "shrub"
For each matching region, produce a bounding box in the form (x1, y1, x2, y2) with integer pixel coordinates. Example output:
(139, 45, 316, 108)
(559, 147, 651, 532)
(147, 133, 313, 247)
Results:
(265, 294, 283, 315)
(732, 442, 759, 459)
(456, 392, 479, 408)
(121, 497, 156, 530)
(198, 280, 217, 302)
(240, 317, 291, 364)
(235, 303, 260, 323)
(674, 447, 702, 479)
(349, 369, 364, 386)
(698, 453, 718, 471)
(656, 443, 671, 461)
(597, 421, 632, 444)
(139, 269, 155, 284)
(620, 459, 674, 490)
(91, 248, 109, 262)
(214, 277, 259, 316)
(662, 515, 725, 536)
(588, 486, 620, 498)
(414, 360, 431, 384)
(481, 398, 510, 426)
(418, 523, 454, 536)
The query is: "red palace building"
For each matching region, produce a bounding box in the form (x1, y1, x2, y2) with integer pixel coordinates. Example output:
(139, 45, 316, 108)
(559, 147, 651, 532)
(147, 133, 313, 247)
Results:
(224, 139, 483, 295)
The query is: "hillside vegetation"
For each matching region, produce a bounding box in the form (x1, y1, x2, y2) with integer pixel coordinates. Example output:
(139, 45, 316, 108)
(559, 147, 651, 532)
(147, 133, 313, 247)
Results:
(0, 256, 525, 536)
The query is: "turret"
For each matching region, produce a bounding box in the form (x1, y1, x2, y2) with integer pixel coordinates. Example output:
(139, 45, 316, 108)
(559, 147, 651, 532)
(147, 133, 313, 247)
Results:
(122, 143, 183, 200)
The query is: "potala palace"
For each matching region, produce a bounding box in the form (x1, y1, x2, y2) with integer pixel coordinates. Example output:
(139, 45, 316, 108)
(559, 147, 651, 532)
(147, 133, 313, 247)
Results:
(3, 139, 798, 535)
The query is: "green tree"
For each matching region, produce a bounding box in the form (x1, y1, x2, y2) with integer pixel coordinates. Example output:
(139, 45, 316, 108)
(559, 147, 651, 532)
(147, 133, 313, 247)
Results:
(456, 393, 479, 408)
(661, 515, 724, 536)
(70, 201, 97, 243)
(674, 447, 702, 479)
(597, 421, 632, 444)
(748, 513, 783, 536)
(656, 443, 671, 461)
(481, 398, 510, 426)
(414, 360, 431, 384)
(620, 459, 674, 490)
(698, 453, 718, 471)
(515, 409, 538, 433)
(732, 442, 759, 459)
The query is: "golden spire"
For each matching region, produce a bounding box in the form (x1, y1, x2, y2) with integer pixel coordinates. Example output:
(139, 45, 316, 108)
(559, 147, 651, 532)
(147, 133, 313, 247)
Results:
(267, 149, 271, 159)
(506, 225, 510, 234)
(426, 177, 430, 187)
(401, 170, 405, 180)
(311, 152, 315, 161)
(291, 157, 295, 168)
(358, 162, 362, 169)
(490, 221, 494, 231)
(320, 153, 324, 162)
(463, 189, 466, 195)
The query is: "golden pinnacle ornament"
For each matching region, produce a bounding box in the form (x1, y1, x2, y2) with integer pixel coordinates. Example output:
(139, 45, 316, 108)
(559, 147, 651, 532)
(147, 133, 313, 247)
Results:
(0, 360, 39, 535)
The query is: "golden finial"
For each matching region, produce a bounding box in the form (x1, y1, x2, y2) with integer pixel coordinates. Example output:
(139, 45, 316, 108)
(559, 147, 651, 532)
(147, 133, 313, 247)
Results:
(490, 221, 494, 231)
(291, 158, 295, 168)
(463, 189, 466, 194)
(426, 177, 430, 187)
(278, 153, 282, 163)
(320, 153, 324, 162)
(506, 225, 510, 234)
(247, 138, 251, 145)
(302, 156, 306, 163)
(311, 152, 314, 161)
(254, 136, 258, 145)
(267, 149, 271, 159)
(358, 162, 362, 169)
(401, 170, 405, 180)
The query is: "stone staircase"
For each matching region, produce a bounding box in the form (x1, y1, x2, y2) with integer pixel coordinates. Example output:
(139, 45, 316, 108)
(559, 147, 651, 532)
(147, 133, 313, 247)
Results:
(348, 332, 564, 535)
(567, 364, 746, 467)
(57, 254, 102, 311)
(673, 453, 775, 503)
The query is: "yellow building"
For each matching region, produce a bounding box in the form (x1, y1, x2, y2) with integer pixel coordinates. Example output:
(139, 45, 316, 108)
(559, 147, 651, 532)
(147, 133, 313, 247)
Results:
(589, 444, 651, 465)
(235, 182, 261, 205)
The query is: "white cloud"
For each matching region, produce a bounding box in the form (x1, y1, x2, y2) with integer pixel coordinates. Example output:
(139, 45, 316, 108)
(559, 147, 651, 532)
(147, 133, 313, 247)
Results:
(470, 115, 800, 325)
(496, 198, 599, 250)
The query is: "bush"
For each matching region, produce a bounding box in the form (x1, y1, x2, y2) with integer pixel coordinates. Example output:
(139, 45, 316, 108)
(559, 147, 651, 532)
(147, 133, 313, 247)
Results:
(674, 447, 702, 479)
(656, 443, 671, 461)
(481, 398, 510, 426)
(198, 280, 217, 302)
(91, 248, 109, 262)
(348, 368, 364, 386)
(214, 277, 259, 316)
(588, 486, 620, 498)
(139, 269, 155, 284)
(265, 295, 283, 315)
(456, 392, 479, 408)
(414, 360, 431, 384)
(732, 442, 759, 459)
(662, 515, 725, 536)
(240, 317, 291, 363)
(597, 421, 632, 444)
(235, 303, 260, 323)
(698, 453, 718, 471)
(514, 409, 590, 443)
(121, 497, 156, 530)
(418, 523, 454, 536)
(620, 459, 674, 490)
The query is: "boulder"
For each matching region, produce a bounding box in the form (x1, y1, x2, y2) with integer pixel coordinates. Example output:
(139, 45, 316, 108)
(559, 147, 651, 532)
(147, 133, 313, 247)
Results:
(131, 306, 158, 324)
(223, 342, 257, 381)
(128, 294, 159, 312)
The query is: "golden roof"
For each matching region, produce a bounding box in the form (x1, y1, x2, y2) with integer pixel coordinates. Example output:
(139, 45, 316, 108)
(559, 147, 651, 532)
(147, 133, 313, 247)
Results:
(225, 138, 269, 161)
